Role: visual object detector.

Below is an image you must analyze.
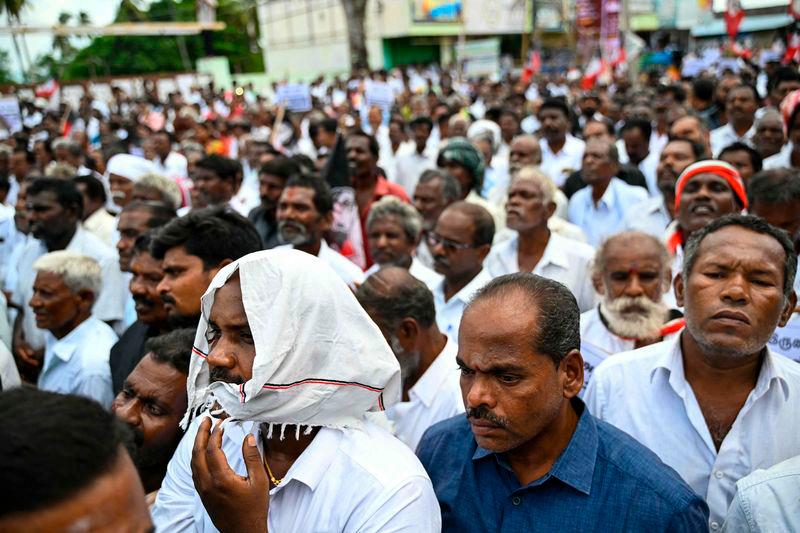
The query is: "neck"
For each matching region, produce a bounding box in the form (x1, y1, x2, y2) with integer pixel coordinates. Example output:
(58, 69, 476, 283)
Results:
(45, 225, 78, 252)
(297, 238, 322, 257)
(82, 205, 100, 221)
(52, 310, 90, 339)
(548, 136, 566, 153)
(351, 171, 378, 192)
(259, 425, 320, 483)
(444, 267, 482, 301)
(591, 178, 612, 204)
(663, 192, 676, 219)
(517, 225, 551, 256)
(139, 465, 168, 495)
(505, 399, 580, 486)
(680, 331, 763, 390)
(404, 329, 448, 399)
(731, 118, 753, 136)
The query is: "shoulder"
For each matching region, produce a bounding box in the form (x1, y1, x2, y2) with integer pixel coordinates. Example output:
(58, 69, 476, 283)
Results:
(79, 319, 119, 350)
(417, 415, 472, 464)
(735, 454, 800, 494)
(73, 229, 117, 261)
(580, 307, 600, 331)
(337, 422, 431, 488)
(592, 415, 703, 510)
(551, 233, 595, 260)
(591, 340, 668, 383)
(613, 179, 648, 199)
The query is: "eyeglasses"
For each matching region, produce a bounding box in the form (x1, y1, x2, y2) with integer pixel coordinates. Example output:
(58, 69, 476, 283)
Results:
(427, 232, 475, 252)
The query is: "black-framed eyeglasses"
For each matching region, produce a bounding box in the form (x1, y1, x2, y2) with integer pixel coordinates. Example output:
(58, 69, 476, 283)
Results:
(427, 232, 474, 251)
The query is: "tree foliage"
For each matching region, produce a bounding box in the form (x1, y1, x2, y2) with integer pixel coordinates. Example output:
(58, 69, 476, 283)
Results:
(60, 0, 263, 81)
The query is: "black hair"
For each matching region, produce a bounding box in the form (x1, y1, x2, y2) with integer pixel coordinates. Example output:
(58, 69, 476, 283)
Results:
(771, 66, 800, 92)
(665, 136, 707, 160)
(122, 200, 176, 229)
(132, 229, 157, 256)
(719, 142, 763, 174)
(0, 176, 9, 194)
(683, 214, 797, 298)
(152, 129, 174, 143)
(27, 177, 83, 219)
(621, 117, 653, 141)
(355, 271, 436, 330)
(538, 97, 571, 120)
(144, 328, 195, 375)
(692, 78, 715, 102)
(73, 175, 107, 204)
(195, 155, 240, 184)
(320, 118, 339, 134)
(259, 156, 301, 181)
(657, 83, 687, 103)
(467, 273, 580, 366)
(151, 206, 263, 269)
(346, 130, 381, 158)
(284, 174, 333, 216)
(585, 118, 615, 136)
(12, 145, 35, 164)
(410, 116, 434, 131)
(0, 387, 134, 516)
(747, 168, 800, 206)
(727, 84, 759, 103)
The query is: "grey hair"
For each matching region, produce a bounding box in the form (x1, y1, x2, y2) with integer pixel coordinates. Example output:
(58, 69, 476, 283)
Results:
(755, 108, 783, 128)
(33, 251, 102, 297)
(0, 145, 12, 157)
(51, 138, 82, 157)
(135, 172, 183, 209)
(593, 231, 671, 278)
(418, 169, 461, 202)
(366, 196, 423, 242)
(512, 166, 557, 204)
(683, 214, 797, 299)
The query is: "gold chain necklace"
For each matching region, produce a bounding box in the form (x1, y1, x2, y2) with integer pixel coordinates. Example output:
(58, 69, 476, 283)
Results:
(263, 455, 283, 486)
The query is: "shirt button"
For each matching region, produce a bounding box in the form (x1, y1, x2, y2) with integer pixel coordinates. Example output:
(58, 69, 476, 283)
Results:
(710, 521, 720, 530)
(511, 496, 521, 506)
(714, 470, 723, 479)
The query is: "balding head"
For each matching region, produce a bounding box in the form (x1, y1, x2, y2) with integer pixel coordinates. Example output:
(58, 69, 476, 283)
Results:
(509, 135, 542, 175)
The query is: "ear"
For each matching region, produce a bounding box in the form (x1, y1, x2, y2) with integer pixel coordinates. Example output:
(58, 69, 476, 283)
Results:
(320, 211, 334, 233)
(396, 318, 420, 352)
(545, 201, 557, 219)
(476, 242, 492, 262)
(208, 258, 233, 279)
(778, 291, 798, 328)
(662, 266, 673, 295)
(560, 349, 584, 399)
(76, 289, 95, 311)
(591, 271, 605, 296)
(674, 272, 685, 308)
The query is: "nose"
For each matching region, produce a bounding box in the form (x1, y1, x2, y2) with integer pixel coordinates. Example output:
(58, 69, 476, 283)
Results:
(156, 277, 169, 296)
(114, 397, 142, 428)
(28, 293, 40, 309)
(207, 336, 237, 371)
(376, 234, 389, 249)
(720, 273, 749, 305)
(624, 274, 645, 298)
(464, 374, 496, 411)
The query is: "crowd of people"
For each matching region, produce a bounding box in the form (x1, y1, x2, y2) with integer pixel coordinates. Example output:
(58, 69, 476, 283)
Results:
(1, 59, 800, 531)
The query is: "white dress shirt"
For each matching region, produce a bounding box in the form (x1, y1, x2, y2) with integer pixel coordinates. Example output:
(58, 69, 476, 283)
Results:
(539, 134, 585, 187)
(278, 240, 365, 289)
(762, 142, 793, 169)
(722, 454, 800, 533)
(567, 178, 649, 247)
(622, 196, 672, 238)
(38, 316, 118, 408)
(637, 150, 660, 197)
(152, 417, 441, 532)
(386, 337, 464, 450)
(585, 335, 800, 531)
(364, 257, 442, 291)
(432, 269, 493, 338)
(484, 232, 596, 312)
(394, 151, 436, 196)
(82, 208, 117, 247)
(710, 123, 756, 157)
(11, 226, 127, 351)
(152, 151, 189, 179)
(0, 204, 23, 287)
(579, 307, 682, 393)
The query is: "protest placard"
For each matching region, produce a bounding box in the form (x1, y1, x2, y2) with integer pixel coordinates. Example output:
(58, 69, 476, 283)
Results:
(0, 97, 23, 134)
(275, 83, 312, 112)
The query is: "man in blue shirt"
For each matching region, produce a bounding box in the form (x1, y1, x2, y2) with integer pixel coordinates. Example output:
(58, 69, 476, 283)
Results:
(416, 273, 709, 532)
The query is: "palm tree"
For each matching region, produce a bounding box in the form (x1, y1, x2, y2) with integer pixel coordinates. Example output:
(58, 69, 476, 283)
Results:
(1, 0, 30, 81)
(340, 0, 369, 71)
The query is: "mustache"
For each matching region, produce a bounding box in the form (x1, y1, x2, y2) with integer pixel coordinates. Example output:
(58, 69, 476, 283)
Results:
(160, 294, 176, 305)
(466, 406, 509, 428)
(133, 294, 156, 307)
(128, 424, 145, 449)
(209, 366, 245, 385)
(433, 255, 450, 268)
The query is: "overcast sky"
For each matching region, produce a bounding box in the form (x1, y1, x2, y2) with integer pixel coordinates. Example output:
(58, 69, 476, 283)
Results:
(1, 0, 117, 81)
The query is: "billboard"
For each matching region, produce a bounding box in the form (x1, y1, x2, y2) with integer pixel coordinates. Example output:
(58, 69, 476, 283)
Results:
(412, 0, 462, 22)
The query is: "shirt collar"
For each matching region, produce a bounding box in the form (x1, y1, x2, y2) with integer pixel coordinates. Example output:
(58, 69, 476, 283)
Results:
(408, 336, 456, 407)
(590, 178, 619, 210)
(649, 332, 791, 401)
(472, 399, 597, 496)
(50, 317, 95, 362)
(536, 233, 570, 271)
(258, 426, 343, 493)
(373, 176, 393, 197)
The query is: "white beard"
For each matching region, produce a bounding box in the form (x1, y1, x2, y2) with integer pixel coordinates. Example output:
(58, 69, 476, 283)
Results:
(600, 295, 670, 339)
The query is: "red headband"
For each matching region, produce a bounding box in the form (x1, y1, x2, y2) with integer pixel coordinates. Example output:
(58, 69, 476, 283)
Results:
(674, 160, 748, 211)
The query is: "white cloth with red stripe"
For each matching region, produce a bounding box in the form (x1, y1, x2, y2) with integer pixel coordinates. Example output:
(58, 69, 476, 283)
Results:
(181, 248, 401, 432)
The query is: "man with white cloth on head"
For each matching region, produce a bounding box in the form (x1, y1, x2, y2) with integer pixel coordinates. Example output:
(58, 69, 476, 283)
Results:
(106, 154, 156, 210)
(152, 249, 440, 532)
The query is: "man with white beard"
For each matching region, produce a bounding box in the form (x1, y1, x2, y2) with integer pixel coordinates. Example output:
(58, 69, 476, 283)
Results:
(580, 231, 684, 390)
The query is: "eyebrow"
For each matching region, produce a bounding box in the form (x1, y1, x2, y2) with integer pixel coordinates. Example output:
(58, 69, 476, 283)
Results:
(456, 357, 527, 374)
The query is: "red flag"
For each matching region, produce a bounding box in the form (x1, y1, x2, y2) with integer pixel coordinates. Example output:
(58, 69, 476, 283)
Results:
(35, 79, 59, 99)
(724, 0, 744, 40)
(581, 57, 605, 90)
(520, 50, 541, 84)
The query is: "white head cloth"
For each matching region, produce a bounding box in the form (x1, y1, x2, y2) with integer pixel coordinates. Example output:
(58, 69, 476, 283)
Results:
(106, 154, 155, 183)
(182, 249, 401, 434)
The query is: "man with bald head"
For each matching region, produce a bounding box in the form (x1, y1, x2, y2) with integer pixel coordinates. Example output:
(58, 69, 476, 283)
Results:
(485, 167, 596, 311)
(428, 201, 494, 338)
(669, 115, 711, 157)
(581, 231, 684, 389)
(568, 138, 648, 246)
(356, 267, 462, 450)
(507, 135, 541, 177)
